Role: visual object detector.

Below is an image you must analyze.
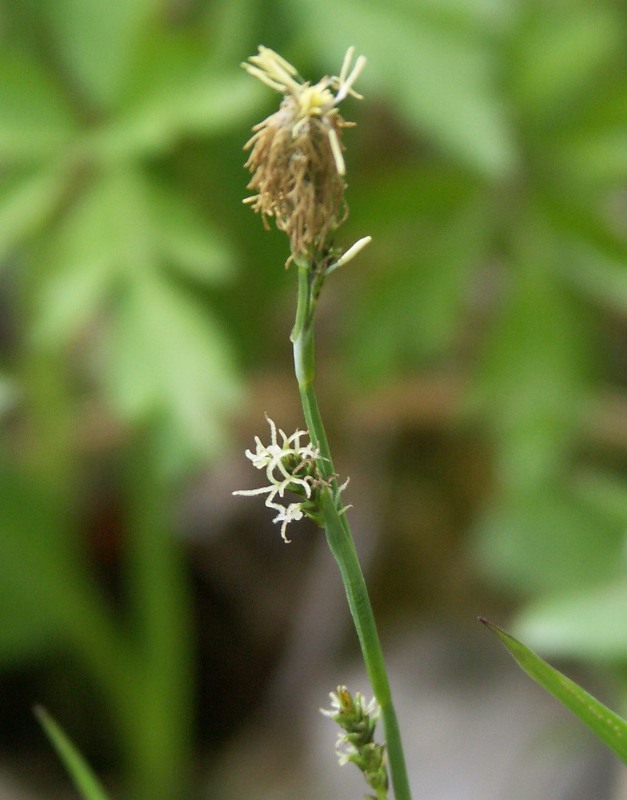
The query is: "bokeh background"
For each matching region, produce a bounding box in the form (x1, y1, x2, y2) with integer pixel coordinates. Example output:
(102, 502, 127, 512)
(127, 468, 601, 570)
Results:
(0, 1, 626, 798)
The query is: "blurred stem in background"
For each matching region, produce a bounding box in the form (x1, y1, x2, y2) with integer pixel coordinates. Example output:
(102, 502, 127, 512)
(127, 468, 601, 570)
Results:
(123, 428, 194, 800)
(16, 248, 194, 800)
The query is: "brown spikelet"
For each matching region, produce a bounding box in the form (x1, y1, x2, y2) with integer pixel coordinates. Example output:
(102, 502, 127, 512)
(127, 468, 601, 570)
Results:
(244, 98, 349, 259)
(241, 47, 366, 263)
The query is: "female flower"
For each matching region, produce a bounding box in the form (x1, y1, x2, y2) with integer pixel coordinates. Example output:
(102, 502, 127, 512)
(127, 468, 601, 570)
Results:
(233, 416, 348, 543)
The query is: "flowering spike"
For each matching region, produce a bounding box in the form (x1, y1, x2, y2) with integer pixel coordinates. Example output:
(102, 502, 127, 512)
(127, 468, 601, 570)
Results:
(242, 47, 365, 260)
(322, 686, 389, 797)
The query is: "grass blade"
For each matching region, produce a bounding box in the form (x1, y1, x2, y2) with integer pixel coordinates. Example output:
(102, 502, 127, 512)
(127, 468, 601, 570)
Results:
(479, 617, 627, 763)
(34, 706, 112, 800)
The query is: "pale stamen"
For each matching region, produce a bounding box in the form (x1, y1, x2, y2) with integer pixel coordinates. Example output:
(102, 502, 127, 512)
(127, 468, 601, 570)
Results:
(335, 54, 367, 103)
(242, 64, 287, 93)
(338, 46, 355, 85)
(327, 126, 346, 176)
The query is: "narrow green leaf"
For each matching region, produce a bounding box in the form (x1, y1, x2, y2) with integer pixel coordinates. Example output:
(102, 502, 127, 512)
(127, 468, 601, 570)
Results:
(480, 618, 627, 763)
(35, 707, 112, 800)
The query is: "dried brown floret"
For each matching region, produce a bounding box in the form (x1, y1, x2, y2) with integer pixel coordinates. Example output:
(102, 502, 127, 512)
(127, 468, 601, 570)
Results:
(242, 47, 366, 262)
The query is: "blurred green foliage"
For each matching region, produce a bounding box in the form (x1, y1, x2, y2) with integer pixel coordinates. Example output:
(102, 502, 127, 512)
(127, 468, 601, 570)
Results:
(0, 0, 625, 797)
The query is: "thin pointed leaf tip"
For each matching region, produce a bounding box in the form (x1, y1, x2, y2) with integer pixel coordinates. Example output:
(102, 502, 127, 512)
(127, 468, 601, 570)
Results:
(480, 618, 627, 763)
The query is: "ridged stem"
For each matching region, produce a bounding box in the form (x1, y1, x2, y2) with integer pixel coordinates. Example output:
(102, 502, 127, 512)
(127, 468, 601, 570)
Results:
(291, 262, 412, 800)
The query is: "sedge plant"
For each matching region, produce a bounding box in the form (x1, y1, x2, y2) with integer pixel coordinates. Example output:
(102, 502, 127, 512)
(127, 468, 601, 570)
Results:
(234, 45, 627, 799)
(233, 46, 412, 800)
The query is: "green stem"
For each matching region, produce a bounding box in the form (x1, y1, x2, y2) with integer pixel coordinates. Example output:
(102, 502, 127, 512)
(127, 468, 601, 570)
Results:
(291, 264, 412, 800)
(319, 491, 411, 800)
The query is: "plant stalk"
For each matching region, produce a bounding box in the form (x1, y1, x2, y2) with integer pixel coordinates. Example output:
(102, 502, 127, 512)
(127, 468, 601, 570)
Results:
(291, 262, 412, 800)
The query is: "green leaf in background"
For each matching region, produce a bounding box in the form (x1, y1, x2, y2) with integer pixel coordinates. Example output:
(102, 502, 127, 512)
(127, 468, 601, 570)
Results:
(539, 193, 627, 312)
(39, 0, 157, 111)
(0, 165, 69, 262)
(514, 579, 627, 663)
(560, 123, 627, 186)
(0, 48, 76, 164)
(96, 72, 262, 160)
(33, 169, 148, 347)
(106, 272, 241, 475)
(480, 618, 627, 763)
(472, 250, 591, 491)
(560, 238, 627, 316)
(472, 485, 626, 595)
(294, 0, 517, 177)
(0, 372, 18, 417)
(34, 166, 235, 345)
(348, 168, 489, 381)
(574, 470, 627, 529)
(90, 28, 264, 162)
(201, 0, 261, 69)
(508, 3, 624, 124)
(145, 179, 234, 284)
(35, 707, 112, 800)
